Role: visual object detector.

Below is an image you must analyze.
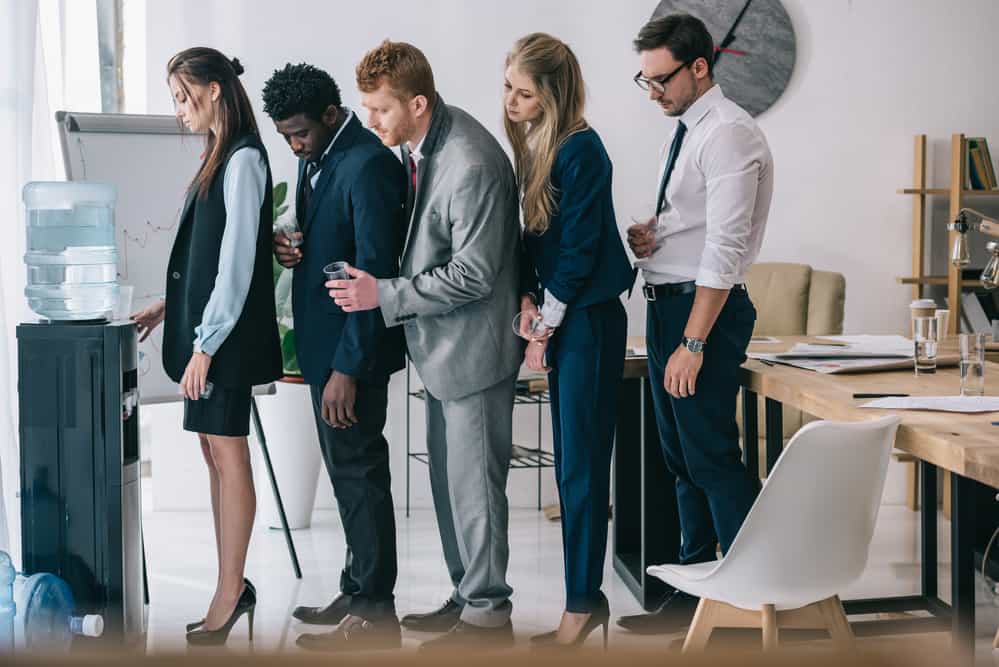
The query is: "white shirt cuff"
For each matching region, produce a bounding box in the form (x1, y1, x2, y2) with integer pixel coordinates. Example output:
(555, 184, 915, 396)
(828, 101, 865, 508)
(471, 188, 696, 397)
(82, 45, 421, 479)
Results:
(540, 289, 567, 328)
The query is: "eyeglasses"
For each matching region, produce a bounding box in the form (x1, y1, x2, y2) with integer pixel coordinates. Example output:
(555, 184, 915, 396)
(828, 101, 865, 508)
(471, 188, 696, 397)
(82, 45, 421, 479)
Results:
(633, 61, 692, 94)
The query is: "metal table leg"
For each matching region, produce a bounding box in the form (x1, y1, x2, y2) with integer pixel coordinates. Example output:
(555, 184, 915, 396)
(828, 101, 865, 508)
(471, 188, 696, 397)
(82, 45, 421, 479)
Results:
(951, 472, 975, 657)
(250, 398, 302, 579)
(920, 461, 938, 599)
(741, 388, 759, 476)
(764, 398, 783, 474)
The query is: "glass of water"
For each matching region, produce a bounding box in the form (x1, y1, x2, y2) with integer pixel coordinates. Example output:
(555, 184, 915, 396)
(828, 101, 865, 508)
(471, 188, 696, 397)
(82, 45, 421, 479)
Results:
(959, 333, 986, 396)
(913, 316, 938, 375)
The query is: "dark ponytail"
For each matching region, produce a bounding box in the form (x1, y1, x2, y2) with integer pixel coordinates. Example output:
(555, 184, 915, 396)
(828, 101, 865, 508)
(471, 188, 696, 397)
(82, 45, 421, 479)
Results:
(167, 47, 258, 198)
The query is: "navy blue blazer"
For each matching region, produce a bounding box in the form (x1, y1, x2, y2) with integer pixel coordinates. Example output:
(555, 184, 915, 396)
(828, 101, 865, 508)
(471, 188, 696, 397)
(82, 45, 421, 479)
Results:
(520, 127, 635, 310)
(291, 114, 407, 386)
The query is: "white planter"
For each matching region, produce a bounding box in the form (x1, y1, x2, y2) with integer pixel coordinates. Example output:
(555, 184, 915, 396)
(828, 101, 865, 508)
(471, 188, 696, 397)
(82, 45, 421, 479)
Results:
(252, 381, 322, 530)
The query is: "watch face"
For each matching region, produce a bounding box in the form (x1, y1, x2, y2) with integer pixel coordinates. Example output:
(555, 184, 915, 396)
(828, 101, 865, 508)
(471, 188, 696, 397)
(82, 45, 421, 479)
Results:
(651, 0, 796, 117)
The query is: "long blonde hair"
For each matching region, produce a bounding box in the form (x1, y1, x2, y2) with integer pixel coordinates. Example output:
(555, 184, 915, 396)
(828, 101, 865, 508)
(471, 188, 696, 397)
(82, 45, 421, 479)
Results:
(504, 33, 587, 235)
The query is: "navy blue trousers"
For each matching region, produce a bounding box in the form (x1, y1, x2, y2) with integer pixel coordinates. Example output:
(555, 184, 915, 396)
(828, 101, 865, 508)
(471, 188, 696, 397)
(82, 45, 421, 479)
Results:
(645, 288, 760, 565)
(547, 299, 627, 612)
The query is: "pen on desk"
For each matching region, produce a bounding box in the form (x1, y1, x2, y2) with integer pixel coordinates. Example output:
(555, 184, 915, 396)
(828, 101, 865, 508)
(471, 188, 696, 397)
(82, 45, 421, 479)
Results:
(852, 393, 910, 399)
(992, 421, 999, 426)
(759, 359, 775, 367)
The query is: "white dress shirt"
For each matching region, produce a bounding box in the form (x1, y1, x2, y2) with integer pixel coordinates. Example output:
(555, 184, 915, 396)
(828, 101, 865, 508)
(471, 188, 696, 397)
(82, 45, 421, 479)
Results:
(635, 84, 773, 289)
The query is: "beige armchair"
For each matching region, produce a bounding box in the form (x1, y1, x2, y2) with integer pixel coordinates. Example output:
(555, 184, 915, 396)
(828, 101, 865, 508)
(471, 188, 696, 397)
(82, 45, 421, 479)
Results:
(738, 263, 846, 477)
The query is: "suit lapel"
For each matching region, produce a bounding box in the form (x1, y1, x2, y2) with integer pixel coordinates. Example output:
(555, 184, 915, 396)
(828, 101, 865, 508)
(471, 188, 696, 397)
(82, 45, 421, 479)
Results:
(303, 114, 360, 231)
(401, 97, 450, 258)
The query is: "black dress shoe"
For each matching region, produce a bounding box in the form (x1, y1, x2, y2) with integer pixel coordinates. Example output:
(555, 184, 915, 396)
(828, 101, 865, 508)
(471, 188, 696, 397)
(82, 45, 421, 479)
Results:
(400, 598, 463, 632)
(418, 620, 514, 652)
(296, 615, 402, 652)
(292, 593, 351, 625)
(616, 590, 699, 635)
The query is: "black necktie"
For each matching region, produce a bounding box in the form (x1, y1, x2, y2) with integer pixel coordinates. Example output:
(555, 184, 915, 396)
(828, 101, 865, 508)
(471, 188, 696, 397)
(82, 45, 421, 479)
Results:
(656, 120, 687, 215)
(300, 160, 320, 217)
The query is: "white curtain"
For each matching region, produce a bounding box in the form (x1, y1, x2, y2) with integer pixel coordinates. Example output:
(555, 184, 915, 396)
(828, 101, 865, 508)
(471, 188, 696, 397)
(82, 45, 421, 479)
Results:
(0, 0, 61, 567)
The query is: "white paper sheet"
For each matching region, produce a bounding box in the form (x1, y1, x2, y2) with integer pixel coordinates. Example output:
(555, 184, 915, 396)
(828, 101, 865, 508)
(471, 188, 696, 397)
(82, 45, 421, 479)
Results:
(859, 396, 999, 413)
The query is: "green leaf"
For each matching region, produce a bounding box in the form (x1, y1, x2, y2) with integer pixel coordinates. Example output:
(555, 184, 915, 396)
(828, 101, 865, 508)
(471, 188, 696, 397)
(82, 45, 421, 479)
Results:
(273, 181, 288, 209)
(272, 255, 285, 287)
(281, 329, 300, 375)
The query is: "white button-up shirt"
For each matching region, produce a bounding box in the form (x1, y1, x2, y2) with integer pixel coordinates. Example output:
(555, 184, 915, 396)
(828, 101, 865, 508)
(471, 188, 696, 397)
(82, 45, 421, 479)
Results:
(635, 84, 773, 289)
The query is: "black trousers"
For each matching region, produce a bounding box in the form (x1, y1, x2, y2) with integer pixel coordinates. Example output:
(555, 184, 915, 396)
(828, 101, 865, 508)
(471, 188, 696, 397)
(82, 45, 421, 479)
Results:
(309, 376, 397, 619)
(547, 299, 627, 612)
(645, 287, 761, 564)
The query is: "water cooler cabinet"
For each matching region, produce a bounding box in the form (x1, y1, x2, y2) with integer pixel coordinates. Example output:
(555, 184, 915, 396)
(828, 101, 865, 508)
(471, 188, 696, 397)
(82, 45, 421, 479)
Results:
(17, 320, 145, 645)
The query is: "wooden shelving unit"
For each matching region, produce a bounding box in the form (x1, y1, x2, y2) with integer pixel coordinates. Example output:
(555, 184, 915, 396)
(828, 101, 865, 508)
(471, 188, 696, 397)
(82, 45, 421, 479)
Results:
(898, 133, 999, 334)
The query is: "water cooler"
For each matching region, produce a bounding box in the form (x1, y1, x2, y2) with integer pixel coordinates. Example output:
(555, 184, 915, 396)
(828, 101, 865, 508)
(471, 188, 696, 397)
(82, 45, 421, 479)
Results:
(16, 320, 145, 646)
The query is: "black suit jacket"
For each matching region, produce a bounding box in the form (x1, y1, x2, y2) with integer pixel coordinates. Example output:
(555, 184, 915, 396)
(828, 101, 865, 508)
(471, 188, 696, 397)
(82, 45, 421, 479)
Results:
(291, 114, 407, 386)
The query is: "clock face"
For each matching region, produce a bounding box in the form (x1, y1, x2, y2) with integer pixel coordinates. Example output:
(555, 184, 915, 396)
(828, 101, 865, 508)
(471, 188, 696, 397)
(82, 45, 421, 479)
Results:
(651, 0, 796, 117)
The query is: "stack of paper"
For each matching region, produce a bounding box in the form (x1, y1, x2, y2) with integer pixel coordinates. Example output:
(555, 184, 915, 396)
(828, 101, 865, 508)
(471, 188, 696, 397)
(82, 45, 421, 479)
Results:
(748, 335, 915, 374)
(859, 396, 999, 413)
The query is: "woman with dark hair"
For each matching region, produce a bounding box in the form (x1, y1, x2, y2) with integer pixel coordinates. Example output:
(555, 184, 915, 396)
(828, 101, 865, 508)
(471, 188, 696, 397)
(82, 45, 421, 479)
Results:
(131, 47, 281, 645)
(504, 33, 634, 650)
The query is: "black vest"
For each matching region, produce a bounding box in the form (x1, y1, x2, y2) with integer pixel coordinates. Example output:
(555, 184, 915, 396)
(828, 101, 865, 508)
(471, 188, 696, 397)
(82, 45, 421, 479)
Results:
(163, 134, 283, 387)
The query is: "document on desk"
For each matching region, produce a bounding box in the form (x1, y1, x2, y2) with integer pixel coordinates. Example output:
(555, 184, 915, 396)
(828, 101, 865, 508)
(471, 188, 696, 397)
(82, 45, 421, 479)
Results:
(747, 335, 917, 373)
(859, 396, 999, 413)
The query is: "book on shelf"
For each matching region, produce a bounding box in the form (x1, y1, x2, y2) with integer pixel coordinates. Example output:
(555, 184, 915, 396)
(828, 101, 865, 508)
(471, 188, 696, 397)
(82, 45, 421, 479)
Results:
(966, 137, 997, 190)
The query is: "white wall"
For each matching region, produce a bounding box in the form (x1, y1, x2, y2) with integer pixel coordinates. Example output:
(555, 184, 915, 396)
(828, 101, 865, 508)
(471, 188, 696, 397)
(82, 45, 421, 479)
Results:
(140, 0, 999, 510)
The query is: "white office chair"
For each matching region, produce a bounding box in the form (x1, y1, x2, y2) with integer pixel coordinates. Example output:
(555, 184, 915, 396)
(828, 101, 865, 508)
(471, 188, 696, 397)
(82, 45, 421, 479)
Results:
(648, 416, 901, 652)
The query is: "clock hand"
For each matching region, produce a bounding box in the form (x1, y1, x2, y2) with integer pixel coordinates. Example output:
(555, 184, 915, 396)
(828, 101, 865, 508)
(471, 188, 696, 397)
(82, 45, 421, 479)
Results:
(715, 46, 748, 56)
(715, 0, 754, 66)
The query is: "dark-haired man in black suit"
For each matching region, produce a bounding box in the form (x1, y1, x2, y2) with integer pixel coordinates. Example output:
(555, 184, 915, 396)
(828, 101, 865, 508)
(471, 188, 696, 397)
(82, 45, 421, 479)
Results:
(263, 62, 407, 652)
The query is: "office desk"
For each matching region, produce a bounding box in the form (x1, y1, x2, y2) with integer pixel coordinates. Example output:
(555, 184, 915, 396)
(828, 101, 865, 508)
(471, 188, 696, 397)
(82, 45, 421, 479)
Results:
(613, 336, 999, 654)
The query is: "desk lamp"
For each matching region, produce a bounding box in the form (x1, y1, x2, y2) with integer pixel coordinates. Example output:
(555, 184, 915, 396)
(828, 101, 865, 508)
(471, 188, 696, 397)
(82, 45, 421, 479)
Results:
(949, 207, 999, 288)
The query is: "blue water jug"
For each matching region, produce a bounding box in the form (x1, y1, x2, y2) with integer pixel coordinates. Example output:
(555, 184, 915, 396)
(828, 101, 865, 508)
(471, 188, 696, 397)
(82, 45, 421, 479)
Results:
(0, 552, 14, 654)
(13, 572, 103, 652)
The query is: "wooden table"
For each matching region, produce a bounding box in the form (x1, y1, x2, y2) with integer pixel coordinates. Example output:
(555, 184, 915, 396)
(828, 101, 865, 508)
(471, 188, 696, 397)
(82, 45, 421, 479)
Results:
(612, 336, 999, 655)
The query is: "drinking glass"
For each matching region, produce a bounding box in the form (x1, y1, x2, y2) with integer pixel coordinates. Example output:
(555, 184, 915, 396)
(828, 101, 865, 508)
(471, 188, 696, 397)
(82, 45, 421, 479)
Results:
(959, 333, 986, 396)
(913, 316, 938, 375)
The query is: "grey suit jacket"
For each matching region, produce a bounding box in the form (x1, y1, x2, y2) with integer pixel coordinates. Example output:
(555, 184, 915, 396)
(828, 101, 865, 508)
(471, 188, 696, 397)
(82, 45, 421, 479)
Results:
(377, 98, 523, 401)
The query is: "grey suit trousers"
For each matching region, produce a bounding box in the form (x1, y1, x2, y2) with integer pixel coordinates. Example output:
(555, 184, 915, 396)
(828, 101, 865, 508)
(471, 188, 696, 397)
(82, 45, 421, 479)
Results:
(424, 371, 517, 627)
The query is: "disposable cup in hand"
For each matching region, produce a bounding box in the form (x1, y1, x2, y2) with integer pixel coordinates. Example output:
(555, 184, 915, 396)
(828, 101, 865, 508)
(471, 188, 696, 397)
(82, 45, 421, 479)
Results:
(279, 217, 303, 248)
(512, 311, 549, 341)
(324, 261, 351, 282)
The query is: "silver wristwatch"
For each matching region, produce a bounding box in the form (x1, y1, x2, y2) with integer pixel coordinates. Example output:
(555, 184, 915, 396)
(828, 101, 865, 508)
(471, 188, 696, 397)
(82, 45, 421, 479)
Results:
(682, 336, 706, 353)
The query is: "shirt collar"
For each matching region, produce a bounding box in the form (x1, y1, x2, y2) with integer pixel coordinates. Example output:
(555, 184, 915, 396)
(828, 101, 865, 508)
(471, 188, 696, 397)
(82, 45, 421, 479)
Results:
(679, 83, 723, 129)
(409, 132, 428, 165)
(313, 107, 354, 167)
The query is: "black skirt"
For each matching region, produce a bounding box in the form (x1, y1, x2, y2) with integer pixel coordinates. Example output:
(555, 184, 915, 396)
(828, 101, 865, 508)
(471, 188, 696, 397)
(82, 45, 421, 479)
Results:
(183, 385, 252, 437)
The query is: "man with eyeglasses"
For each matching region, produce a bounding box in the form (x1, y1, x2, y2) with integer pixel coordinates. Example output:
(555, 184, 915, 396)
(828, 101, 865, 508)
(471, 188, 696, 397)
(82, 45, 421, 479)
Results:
(619, 13, 774, 635)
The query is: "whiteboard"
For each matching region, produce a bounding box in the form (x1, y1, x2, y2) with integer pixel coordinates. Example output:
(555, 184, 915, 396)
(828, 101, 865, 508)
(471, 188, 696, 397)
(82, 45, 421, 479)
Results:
(57, 111, 275, 404)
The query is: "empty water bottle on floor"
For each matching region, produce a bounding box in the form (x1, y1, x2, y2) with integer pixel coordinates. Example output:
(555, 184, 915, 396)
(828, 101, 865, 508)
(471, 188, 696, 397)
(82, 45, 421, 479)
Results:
(0, 552, 14, 654)
(13, 572, 103, 652)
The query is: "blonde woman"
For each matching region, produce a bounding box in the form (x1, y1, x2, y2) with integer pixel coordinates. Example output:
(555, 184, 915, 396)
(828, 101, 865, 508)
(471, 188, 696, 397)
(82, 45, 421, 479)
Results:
(504, 33, 634, 650)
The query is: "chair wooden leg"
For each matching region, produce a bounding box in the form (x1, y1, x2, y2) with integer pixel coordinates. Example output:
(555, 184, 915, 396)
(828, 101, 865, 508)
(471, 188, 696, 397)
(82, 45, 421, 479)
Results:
(993, 624, 999, 650)
(761, 604, 778, 651)
(818, 596, 855, 650)
(682, 598, 717, 652)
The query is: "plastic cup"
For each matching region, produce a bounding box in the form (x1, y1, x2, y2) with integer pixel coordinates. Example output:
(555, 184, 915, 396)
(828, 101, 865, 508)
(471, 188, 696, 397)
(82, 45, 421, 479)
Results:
(910, 299, 937, 338)
(323, 261, 351, 282)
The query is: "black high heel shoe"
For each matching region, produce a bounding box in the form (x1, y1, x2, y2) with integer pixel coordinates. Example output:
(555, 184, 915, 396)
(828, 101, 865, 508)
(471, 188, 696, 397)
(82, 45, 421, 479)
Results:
(187, 578, 256, 633)
(186, 583, 256, 646)
(530, 594, 610, 652)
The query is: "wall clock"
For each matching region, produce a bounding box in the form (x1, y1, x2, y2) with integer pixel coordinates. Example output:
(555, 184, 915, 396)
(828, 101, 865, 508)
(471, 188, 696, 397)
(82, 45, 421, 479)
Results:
(652, 0, 796, 117)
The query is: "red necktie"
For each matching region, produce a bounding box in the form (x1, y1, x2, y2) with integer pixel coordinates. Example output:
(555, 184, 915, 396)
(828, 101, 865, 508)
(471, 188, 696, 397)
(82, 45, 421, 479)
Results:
(409, 154, 418, 193)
